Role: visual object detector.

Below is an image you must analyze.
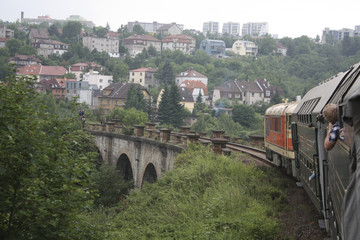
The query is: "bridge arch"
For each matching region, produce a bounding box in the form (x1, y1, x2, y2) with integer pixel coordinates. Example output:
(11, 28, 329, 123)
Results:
(142, 163, 157, 186)
(116, 153, 134, 181)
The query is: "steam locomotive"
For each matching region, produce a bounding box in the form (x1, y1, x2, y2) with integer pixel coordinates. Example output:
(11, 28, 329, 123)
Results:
(264, 62, 360, 240)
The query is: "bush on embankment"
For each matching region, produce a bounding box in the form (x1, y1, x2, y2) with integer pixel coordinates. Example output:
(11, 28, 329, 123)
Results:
(101, 144, 287, 239)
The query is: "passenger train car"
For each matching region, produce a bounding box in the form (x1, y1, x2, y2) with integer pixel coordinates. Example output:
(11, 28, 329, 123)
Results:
(265, 61, 360, 240)
(264, 101, 298, 176)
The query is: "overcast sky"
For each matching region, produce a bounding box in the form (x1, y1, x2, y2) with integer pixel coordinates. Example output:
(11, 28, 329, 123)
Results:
(1, 0, 359, 39)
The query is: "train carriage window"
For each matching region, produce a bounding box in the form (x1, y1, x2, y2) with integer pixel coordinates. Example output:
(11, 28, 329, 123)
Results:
(297, 98, 320, 124)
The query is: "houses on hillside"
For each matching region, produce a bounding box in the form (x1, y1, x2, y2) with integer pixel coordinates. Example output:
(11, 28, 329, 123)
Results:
(212, 79, 283, 105)
(97, 82, 151, 114)
(129, 67, 158, 87)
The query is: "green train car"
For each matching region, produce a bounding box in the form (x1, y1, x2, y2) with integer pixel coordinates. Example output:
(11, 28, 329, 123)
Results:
(291, 62, 360, 240)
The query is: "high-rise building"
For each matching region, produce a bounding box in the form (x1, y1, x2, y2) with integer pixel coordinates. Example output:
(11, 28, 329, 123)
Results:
(222, 22, 241, 36)
(242, 22, 269, 36)
(321, 27, 355, 43)
(203, 21, 219, 35)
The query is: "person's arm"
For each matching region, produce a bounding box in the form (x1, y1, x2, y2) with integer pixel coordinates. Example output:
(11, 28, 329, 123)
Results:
(324, 122, 336, 151)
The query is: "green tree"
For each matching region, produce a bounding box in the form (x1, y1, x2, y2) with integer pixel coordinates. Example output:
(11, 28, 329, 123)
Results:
(62, 21, 83, 44)
(132, 24, 146, 35)
(125, 84, 146, 111)
(258, 36, 277, 55)
(5, 38, 22, 56)
(157, 60, 174, 84)
(0, 75, 98, 239)
(48, 22, 61, 37)
(18, 44, 37, 55)
(168, 84, 185, 127)
(231, 103, 257, 128)
(113, 61, 129, 82)
(93, 164, 133, 207)
(94, 26, 108, 38)
(157, 86, 171, 125)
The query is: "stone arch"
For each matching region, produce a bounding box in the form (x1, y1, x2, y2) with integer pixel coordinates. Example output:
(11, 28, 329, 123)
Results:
(142, 163, 158, 186)
(116, 153, 134, 181)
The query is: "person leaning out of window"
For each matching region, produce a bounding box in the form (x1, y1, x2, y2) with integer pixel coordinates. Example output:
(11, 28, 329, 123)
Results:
(323, 103, 340, 151)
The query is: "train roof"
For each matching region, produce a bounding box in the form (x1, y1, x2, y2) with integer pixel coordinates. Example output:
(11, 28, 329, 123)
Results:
(293, 71, 346, 115)
(265, 101, 298, 116)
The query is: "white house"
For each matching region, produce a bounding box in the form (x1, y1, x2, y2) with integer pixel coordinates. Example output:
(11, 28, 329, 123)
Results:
(82, 70, 113, 90)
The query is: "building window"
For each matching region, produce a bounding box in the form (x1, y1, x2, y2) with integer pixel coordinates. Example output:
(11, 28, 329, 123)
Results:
(228, 93, 232, 98)
(100, 79, 103, 82)
(266, 90, 270, 96)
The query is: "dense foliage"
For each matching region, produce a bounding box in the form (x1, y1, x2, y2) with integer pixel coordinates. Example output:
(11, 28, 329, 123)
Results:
(0, 74, 101, 239)
(99, 144, 288, 239)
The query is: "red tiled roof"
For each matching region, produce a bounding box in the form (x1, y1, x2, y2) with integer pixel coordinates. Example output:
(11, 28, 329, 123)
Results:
(179, 80, 208, 95)
(162, 35, 195, 44)
(39, 66, 67, 76)
(0, 38, 7, 43)
(9, 55, 41, 63)
(17, 65, 67, 76)
(130, 67, 157, 73)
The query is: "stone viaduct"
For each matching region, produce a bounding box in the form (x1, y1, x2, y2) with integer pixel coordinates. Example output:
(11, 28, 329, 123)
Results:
(86, 121, 249, 188)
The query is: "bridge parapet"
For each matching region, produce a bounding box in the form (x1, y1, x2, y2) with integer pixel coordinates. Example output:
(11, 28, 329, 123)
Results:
(86, 122, 235, 155)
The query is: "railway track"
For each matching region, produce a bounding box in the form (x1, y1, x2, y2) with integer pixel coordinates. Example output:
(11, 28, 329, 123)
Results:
(226, 142, 276, 168)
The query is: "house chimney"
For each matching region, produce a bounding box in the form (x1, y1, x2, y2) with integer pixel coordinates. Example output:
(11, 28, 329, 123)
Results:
(21, 12, 24, 22)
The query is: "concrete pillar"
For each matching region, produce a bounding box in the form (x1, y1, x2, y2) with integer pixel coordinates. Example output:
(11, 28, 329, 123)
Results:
(199, 132, 207, 138)
(181, 135, 188, 147)
(134, 125, 145, 137)
(179, 126, 191, 135)
(160, 128, 172, 142)
(112, 119, 122, 127)
(105, 122, 115, 132)
(211, 138, 228, 154)
(212, 130, 225, 139)
(186, 133, 200, 143)
(145, 122, 157, 129)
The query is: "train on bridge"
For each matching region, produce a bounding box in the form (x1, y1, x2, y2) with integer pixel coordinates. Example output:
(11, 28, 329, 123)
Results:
(264, 61, 360, 240)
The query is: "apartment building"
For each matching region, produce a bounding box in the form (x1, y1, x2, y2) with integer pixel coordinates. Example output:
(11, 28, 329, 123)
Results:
(222, 22, 241, 36)
(321, 27, 355, 43)
(242, 22, 269, 36)
(0, 27, 14, 39)
(129, 67, 158, 87)
(203, 21, 219, 35)
(199, 39, 226, 58)
(83, 36, 120, 58)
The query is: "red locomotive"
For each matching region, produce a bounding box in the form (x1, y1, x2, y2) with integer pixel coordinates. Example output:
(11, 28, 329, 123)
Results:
(264, 101, 298, 176)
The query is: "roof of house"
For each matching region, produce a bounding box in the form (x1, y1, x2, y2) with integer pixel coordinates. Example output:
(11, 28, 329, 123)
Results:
(176, 67, 207, 78)
(70, 62, 103, 70)
(179, 80, 208, 95)
(124, 34, 161, 42)
(106, 31, 121, 38)
(179, 87, 194, 102)
(0, 38, 7, 43)
(129, 67, 157, 73)
(162, 35, 195, 43)
(36, 39, 68, 46)
(98, 82, 148, 99)
(9, 55, 42, 63)
(236, 80, 263, 93)
(29, 28, 49, 39)
(17, 65, 67, 76)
